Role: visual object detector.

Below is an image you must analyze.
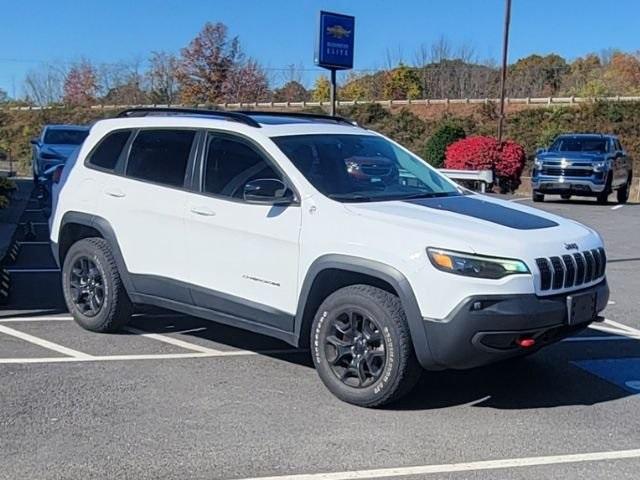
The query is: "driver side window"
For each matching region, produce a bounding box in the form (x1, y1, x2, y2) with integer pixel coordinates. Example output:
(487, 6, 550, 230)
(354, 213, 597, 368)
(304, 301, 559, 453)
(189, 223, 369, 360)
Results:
(203, 133, 280, 199)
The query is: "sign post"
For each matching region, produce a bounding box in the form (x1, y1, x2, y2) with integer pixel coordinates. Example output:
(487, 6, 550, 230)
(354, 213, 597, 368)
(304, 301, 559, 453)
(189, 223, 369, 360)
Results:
(314, 11, 355, 116)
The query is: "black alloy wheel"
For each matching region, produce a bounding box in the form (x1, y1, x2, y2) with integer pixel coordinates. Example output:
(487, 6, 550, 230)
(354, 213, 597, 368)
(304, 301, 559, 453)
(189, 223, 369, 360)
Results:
(69, 256, 105, 317)
(324, 308, 386, 388)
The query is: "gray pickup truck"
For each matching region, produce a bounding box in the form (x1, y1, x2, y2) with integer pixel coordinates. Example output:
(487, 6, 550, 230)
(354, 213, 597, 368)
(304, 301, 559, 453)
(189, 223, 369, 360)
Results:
(531, 134, 633, 204)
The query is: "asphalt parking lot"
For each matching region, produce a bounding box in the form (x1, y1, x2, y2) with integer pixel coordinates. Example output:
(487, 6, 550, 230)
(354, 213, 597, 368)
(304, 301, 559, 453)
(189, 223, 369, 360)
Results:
(1, 192, 640, 480)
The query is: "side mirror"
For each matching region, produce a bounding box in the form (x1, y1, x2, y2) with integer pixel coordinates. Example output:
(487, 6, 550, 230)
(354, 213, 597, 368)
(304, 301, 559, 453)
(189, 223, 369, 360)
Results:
(535, 147, 546, 155)
(243, 178, 294, 205)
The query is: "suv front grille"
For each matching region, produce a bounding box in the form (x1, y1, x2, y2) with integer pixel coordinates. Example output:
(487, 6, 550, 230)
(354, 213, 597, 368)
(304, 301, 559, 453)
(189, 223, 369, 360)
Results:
(535, 248, 606, 292)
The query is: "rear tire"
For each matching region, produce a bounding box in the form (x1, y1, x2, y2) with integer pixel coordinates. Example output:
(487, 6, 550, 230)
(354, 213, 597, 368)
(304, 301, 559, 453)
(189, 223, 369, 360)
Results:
(532, 191, 544, 202)
(62, 237, 133, 333)
(311, 285, 421, 407)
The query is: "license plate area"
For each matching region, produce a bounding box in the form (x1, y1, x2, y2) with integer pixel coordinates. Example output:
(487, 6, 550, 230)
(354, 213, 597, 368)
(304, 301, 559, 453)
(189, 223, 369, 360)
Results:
(567, 292, 597, 325)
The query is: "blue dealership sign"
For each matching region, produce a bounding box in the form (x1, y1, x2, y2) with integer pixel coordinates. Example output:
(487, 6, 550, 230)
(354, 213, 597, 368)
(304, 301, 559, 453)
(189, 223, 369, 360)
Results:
(315, 11, 355, 70)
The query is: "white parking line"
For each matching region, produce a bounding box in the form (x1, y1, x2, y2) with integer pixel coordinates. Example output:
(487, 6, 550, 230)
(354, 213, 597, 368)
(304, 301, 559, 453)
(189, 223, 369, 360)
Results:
(611, 204, 625, 210)
(0, 348, 306, 364)
(233, 448, 640, 480)
(124, 326, 224, 354)
(0, 316, 73, 323)
(0, 325, 92, 359)
(508, 197, 530, 202)
(603, 319, 640, 336)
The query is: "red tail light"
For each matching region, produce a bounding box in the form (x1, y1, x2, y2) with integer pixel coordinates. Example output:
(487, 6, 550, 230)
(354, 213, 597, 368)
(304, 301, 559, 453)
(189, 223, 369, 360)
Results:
(516, 338, 536, 348)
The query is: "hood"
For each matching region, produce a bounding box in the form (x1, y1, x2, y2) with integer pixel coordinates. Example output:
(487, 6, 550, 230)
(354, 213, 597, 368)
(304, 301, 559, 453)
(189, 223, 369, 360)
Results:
(538, 151, 605, 162)
(344, 194, 601, 259)
(41, 144, 79, 160)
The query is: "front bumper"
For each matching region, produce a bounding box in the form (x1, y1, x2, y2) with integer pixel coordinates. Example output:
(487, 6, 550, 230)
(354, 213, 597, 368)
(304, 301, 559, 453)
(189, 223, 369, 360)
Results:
(419, 280, 609, 370)
(531, 174, 606, 194)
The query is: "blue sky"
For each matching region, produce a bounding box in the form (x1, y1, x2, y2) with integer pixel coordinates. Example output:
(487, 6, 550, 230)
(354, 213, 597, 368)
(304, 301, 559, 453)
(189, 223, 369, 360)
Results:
(1, 0, 639, 97)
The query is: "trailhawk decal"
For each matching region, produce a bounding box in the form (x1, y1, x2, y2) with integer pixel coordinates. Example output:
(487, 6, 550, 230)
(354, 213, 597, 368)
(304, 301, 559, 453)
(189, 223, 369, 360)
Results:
(404, 196, 558, 230)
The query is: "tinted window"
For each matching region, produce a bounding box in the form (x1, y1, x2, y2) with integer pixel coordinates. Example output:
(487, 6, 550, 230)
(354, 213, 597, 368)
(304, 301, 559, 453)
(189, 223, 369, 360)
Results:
(88, 130, 131, 171)
(273, 134, 459, 202)
(44, 129, 89, 145)
(204, 134, 280, 199)
(126, 130, 195, 187)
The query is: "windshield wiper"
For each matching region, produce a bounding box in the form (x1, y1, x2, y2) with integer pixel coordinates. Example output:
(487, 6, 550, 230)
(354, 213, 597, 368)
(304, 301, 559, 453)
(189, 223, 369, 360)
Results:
(397, 191, 455, 200)
(327, 193, 375, 202)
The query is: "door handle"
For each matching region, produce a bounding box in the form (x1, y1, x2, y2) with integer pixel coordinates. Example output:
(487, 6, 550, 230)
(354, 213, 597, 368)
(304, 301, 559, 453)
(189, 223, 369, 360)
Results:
(104, 188, 126, 198)
(190, 206, 216, 217)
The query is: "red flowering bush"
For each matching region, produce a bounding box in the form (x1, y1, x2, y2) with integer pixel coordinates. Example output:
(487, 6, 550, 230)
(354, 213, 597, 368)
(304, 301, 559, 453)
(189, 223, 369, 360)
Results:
(444, 136, 526, 192)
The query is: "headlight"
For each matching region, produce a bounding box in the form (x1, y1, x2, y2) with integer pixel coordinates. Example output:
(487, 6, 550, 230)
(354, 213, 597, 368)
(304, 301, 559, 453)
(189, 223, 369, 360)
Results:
(534, 157, 543, 169)
(592, 160, 606, 172)
(427, 248, 530, 279)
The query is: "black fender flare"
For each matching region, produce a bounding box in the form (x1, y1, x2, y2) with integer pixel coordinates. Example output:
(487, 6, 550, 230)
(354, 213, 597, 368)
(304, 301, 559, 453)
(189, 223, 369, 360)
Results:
(56, 211, 135, 295)
(294, 254, 439, 370)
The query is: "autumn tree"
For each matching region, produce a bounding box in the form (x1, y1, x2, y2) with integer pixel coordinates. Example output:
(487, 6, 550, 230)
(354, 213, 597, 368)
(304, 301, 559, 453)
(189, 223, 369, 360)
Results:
(382, 64, 422, 99)
(63, 60, 99, 106)
(312, 76, 331, 102)
(222, 58, 269, 102)
(273, 81, 309, 102)
(508, 54, 569, 96)
(603, 52, 640, 95)
(177, 22, 241, 103)
(147, 51, 180, 104)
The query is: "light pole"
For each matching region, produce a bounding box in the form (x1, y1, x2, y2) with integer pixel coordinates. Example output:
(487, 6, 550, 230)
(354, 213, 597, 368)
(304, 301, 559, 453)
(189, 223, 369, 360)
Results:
(497, 0, 512, 144)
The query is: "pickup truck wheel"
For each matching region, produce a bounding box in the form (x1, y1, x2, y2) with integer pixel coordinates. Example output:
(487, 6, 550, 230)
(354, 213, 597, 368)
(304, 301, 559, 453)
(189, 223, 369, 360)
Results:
(532, 191, 544, 202)
(597, 174, 613, 204)
(617, 175, 631, 204)
(311, 285, 421, 407)
(62, 237, 133, 333)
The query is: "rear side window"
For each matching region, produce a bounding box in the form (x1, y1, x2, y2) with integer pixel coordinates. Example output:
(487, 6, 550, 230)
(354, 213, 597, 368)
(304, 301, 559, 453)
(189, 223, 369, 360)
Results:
(126, 130, 196, 188)
(88, 130, 131, 171)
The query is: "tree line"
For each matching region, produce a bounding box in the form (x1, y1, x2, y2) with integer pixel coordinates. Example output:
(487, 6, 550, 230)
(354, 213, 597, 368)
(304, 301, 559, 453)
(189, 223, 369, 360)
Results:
(3, 22, 640, 107)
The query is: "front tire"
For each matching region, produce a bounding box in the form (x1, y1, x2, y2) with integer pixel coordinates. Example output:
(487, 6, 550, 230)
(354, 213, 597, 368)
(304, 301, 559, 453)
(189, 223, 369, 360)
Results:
(532, 191, 544, 202)
(311, 285, 421, 407)
(62, 237, 132, 332)
(617, 174, 631, 204)
(597, 174, 613, 204)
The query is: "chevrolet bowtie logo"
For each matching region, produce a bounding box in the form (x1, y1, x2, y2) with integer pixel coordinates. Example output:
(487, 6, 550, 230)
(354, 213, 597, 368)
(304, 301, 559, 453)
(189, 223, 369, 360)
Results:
(326, 25, 351, 39)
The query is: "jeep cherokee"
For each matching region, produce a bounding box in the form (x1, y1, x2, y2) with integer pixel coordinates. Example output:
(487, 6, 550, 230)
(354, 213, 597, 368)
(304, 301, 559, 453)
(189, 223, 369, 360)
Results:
(50, 108, 609, 407)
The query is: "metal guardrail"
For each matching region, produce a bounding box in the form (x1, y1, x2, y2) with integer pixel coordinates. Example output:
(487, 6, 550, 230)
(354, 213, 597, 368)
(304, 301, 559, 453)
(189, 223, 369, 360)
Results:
(2, 96, 640, 112)
(439, 169, 494, 193)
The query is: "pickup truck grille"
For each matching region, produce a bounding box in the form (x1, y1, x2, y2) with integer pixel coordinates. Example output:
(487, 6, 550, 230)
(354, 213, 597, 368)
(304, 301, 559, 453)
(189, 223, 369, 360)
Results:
(535, 247, 606, 292)
(541, 167, 593, 177)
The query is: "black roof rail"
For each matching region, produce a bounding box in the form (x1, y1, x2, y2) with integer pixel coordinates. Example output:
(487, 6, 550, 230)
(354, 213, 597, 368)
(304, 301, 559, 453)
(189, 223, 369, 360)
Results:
(235, 110, 359, 127)
(116, 107, 262, 128)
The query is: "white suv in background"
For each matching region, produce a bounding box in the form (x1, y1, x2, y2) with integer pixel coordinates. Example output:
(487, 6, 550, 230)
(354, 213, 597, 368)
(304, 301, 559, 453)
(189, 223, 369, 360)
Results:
(50, 108, 609, 407)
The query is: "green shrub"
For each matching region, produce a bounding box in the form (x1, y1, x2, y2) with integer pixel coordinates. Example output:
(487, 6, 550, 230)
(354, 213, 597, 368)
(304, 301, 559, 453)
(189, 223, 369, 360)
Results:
(423, 122, 466, 167)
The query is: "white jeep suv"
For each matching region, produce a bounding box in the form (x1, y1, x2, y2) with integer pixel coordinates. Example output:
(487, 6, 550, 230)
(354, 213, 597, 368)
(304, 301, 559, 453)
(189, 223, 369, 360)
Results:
(50, 108, 609, 407)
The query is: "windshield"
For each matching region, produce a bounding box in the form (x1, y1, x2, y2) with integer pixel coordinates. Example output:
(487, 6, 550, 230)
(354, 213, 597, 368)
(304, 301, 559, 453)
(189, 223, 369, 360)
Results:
(273, 134, 461, 202)
(43, 129, 89, 145)
(549, 136, 609, 153)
